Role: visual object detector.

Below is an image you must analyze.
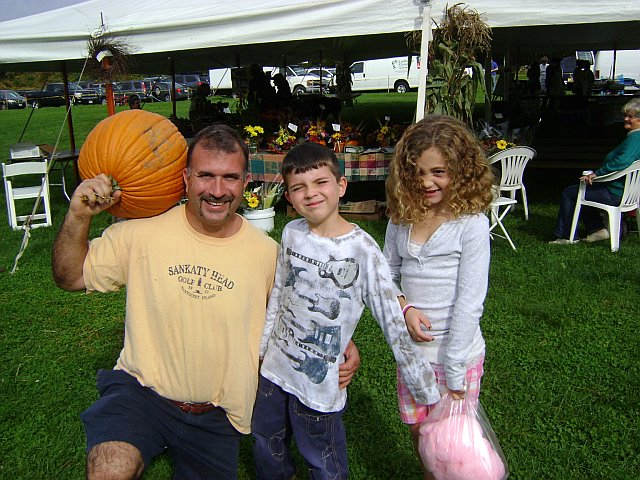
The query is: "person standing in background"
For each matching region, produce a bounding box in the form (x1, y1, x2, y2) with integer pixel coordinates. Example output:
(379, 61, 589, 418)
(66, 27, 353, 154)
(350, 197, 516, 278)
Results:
(539, 56, 549, 94)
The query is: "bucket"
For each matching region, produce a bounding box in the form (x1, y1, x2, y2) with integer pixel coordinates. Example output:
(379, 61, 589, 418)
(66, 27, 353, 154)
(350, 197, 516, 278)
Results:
(243, 207, 275, 233)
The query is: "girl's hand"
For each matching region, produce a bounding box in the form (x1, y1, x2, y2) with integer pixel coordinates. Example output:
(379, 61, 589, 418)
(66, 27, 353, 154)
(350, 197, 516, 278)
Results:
(448, 388, 465, 400)
(404, 307, 434, 343)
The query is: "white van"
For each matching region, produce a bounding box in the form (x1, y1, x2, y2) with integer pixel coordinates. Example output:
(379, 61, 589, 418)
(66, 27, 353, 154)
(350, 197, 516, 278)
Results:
(350, 56, 421, 93)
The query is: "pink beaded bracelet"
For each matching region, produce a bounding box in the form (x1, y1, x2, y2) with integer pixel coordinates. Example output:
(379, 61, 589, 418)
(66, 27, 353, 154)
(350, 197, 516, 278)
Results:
(402, 304, 415, 316)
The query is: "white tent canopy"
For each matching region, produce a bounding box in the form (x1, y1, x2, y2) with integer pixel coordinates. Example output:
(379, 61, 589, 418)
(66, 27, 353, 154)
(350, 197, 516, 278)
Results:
(0, 0, 426, 73)
(0, 0, 639, 73)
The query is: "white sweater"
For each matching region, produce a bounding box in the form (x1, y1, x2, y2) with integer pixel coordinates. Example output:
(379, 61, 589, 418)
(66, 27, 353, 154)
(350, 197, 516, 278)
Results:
(383, 214, 490, 391)
(260, 219, 440, 412)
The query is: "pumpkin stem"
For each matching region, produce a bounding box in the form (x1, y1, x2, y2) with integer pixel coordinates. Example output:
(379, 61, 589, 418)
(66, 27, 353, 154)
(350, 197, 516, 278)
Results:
(109, 176, 122, 192)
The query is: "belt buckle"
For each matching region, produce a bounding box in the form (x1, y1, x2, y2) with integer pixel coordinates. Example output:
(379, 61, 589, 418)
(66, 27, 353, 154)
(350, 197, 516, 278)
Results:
(173, 400, 214, 414)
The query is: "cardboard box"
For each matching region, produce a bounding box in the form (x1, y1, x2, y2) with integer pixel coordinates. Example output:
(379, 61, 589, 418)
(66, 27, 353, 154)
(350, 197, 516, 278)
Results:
(10, 143, 42, 159)
(339, 200, 377, 213)
(288, 202, 386, 221)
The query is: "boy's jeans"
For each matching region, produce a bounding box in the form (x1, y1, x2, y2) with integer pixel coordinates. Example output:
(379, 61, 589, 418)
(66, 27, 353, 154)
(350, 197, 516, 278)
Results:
(252, 375, 348, 480)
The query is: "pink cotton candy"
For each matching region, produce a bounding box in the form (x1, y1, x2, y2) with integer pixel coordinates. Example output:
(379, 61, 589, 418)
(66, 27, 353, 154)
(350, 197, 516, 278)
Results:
(418, 414, 506, 480)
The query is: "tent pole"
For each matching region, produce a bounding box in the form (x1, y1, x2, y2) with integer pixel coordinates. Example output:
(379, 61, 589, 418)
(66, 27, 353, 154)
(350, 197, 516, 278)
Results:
(61, 61, 80, 186)
(416, 0, 432, 121)
(61, 61, 76, 152)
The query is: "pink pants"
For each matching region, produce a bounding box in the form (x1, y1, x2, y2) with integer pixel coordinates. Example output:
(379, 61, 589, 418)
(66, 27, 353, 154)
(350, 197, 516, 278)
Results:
(396, 356, 484, 424)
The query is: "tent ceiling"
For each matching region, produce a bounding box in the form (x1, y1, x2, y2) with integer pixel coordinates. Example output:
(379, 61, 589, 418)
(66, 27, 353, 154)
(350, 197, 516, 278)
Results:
(0, 0, 638, 74)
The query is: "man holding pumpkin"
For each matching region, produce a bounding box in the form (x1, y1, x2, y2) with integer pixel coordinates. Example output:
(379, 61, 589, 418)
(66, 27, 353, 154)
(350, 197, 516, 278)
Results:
(52, 121, 359, 480)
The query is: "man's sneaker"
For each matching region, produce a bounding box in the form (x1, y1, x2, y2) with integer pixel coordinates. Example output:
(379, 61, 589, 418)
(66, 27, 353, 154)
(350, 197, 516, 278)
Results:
(549, 238, 575, 245)
(584, 229, 610, 243)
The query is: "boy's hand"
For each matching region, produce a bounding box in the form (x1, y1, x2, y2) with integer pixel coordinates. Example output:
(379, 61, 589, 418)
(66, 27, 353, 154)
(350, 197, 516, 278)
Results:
(338, 340, 360, 389)
(404, 308, 434, 343)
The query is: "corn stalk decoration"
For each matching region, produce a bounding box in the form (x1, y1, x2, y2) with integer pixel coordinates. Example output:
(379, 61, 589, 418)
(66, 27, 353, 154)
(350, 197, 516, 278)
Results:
(410, 3, 492, 125)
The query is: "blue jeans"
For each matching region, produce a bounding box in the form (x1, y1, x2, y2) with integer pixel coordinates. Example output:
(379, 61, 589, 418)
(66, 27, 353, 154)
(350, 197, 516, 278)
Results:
(554, 183, 620, 240)
(252, 375, 348, 480)
(82, 369, 241, 480)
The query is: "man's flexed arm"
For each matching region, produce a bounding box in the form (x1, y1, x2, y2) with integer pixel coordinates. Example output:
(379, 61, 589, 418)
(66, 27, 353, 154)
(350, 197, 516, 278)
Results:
(52, 174, 121, 291)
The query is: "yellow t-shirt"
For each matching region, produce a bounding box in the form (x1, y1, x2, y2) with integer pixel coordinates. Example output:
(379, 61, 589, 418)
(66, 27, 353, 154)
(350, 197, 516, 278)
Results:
(83, 205, 278, 433)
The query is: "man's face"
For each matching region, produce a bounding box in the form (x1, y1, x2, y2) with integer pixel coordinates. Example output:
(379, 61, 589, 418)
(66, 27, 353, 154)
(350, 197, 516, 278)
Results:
(182, 144, 248, 237)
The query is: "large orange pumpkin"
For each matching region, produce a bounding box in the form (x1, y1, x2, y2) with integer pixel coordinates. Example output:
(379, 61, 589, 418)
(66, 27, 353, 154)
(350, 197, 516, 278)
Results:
(78, 110, 187, 219)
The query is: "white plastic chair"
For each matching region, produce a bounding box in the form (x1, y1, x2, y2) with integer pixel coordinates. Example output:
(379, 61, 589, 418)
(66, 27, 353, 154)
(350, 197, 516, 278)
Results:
(2, 159, 52, 230)
(488, 146, 537, 220)
(569, 159, 640, 252)
(489, 186, 518, 250)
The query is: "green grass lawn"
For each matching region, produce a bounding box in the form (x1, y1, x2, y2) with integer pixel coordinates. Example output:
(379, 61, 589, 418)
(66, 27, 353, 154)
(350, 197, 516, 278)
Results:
(1, 98, 639, 479)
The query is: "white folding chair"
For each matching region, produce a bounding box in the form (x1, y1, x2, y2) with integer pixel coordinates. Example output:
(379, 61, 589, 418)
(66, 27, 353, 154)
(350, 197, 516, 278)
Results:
(569, 159, 640, 252)
(489, 192, 518, 250)
(488, 146, 537, 220)
(2, 159, 52, 230)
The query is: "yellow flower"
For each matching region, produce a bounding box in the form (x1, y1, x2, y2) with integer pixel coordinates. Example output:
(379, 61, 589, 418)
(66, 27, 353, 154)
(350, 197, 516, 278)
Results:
(496, 139, 508, 150)
(247, 196, 259, 208)
(244, 125, 264, 138)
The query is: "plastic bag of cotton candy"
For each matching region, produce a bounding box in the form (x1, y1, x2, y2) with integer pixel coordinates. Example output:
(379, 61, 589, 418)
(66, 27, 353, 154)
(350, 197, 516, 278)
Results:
(418, 393, 508, 480)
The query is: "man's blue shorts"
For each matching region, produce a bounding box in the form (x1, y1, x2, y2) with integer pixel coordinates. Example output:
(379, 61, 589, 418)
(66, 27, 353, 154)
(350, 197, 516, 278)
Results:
(81, 369, 242, 479)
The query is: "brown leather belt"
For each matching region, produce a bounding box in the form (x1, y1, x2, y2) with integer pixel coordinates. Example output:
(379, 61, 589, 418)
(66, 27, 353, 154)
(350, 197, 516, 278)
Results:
(169, 400, 217, 414)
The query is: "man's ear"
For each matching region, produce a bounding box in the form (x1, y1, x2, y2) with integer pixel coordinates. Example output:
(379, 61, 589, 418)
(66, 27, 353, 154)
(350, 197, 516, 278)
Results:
(183, 168, 189, 194)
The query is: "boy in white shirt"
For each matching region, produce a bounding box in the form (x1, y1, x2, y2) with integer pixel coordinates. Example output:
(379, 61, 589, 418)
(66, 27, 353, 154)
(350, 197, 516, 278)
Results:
(252, 143, 440, 479)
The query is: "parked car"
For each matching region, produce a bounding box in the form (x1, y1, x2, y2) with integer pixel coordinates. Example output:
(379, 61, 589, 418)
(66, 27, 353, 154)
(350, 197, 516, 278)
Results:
(113, 80, 151, 102)
(307, 68, 335, 79)
(0, 89, 28, 109)
(16, 82, 98, 108)
(307, 68, 335, 90)
(265, 65, 329, 95)
(148, 81, 189, 102)
(70, 82, 101, 105)
(88, 82, 128, 105)
(162, 73, 209, 93)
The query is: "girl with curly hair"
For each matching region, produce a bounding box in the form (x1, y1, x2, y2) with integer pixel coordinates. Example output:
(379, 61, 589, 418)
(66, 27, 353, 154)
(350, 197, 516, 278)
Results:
(382, 115, 494, 478)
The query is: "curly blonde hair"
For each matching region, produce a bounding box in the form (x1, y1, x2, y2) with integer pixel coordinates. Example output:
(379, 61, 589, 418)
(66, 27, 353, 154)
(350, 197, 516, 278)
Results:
(386, 115, 494, 225)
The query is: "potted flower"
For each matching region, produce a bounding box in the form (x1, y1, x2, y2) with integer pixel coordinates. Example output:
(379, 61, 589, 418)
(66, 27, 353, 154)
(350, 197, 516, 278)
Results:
(330, 129, 346, 153)
(244, 125, 264, 153)
(343, 121, 364, 147)
(480, 136, 516, 157)
(303, 120, 329, 145)
(268, 126, 298, 153)
(372, 116, 405, 148)
(242, 179, 285, 232)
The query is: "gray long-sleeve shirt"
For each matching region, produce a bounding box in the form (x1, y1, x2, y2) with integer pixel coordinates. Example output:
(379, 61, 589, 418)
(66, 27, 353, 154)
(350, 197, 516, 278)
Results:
(383, 214, 490, 391)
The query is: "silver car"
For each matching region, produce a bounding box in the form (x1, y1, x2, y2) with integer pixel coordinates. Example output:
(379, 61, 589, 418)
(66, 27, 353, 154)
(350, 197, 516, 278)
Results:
(149, 82, 190, 102)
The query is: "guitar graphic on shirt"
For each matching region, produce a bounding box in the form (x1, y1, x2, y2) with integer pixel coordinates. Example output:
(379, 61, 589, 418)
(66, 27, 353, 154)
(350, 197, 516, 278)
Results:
(286, 248, 359, 288)
(274, 317, 340, 384)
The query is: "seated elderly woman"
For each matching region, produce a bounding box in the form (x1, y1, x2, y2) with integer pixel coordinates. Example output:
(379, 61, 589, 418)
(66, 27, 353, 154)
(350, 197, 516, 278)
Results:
(550, 98, 640, 244)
